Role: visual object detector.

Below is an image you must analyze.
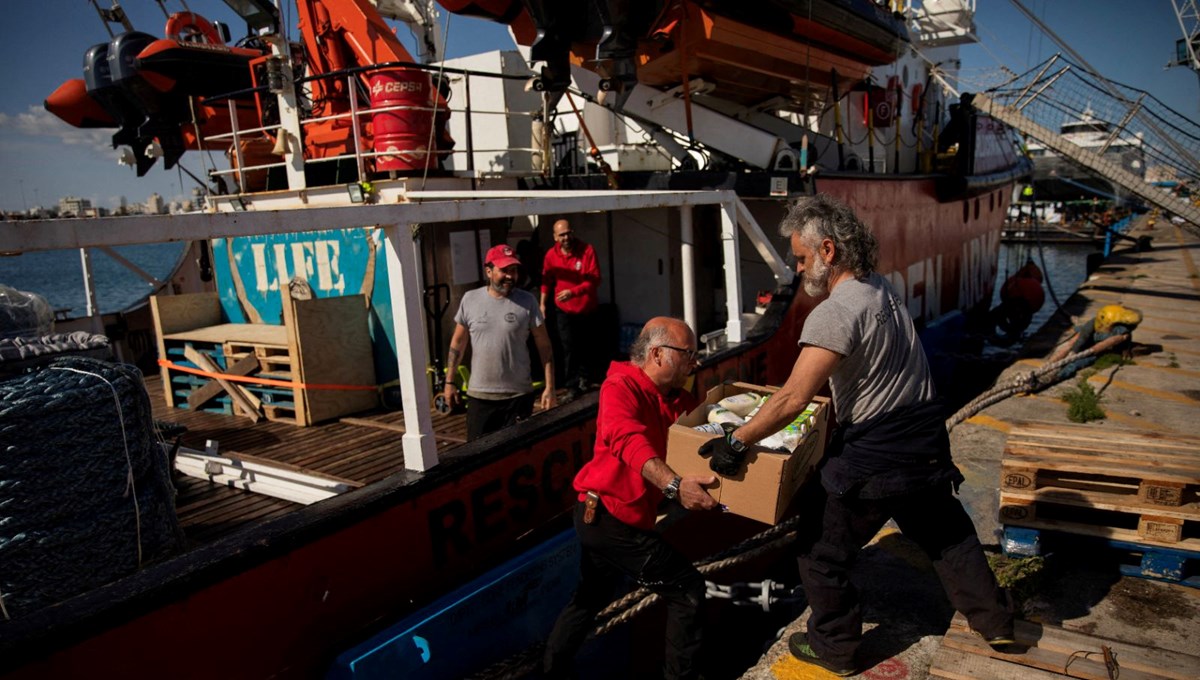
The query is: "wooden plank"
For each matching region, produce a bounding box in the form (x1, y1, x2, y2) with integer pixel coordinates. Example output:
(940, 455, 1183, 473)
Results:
(151, 293, 221, 409)
(165, 322, 289, 346)
(1003, 439, 1200, 467)
(929, 646, 1068, 680)
(1004, 441, 1200, 467)
(187, 354, 262, 410)
(1007, 426, 1200, 455)
(288, 294, 378, 425)
(340, 416, 468, 444)
(151, 292, 222, 335)
(949, 613, 1200, 679)
(1009, 419, 1200, 440)
(183, 346, 262, 421)
(1000, 516, 1200, 551)
(1001, 450, 1200, 485)
(1000, 488, 1200, 521)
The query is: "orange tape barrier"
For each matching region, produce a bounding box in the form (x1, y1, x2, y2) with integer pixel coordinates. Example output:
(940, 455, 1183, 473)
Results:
(158, 359, 377, 391)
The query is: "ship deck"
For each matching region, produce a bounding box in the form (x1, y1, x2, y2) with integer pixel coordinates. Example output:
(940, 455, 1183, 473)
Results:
(148, 377, 569, 547)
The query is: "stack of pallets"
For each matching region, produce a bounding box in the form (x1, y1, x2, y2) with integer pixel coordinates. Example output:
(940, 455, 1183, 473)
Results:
(999, 422, 1200, 587)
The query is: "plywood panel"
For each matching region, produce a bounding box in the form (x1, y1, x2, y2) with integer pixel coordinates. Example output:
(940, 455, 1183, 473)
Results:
(289, 294, 378, 425)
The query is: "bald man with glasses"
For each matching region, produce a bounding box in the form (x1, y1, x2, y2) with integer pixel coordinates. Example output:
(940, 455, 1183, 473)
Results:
(544, 317, 717, 680)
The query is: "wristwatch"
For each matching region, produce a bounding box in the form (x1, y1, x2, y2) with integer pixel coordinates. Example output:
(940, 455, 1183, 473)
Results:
(662, 475, 683, 500)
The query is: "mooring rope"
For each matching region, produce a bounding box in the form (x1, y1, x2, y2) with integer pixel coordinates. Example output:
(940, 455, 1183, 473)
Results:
(945, 333, 1129, 431)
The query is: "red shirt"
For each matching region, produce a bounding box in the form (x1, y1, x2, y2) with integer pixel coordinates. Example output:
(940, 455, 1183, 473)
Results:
(573, 361, 698, 529)
(541, 241, 600, 315)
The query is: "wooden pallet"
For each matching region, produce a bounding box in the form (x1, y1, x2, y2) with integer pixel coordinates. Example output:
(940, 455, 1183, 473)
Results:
(1002, 526, 1200, 588)
(931, 612, 1199, 680)
(1000, 422, 1200, 550)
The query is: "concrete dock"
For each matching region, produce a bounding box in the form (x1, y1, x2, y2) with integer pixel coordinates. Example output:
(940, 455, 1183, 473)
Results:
(739, 215, 1200, 679)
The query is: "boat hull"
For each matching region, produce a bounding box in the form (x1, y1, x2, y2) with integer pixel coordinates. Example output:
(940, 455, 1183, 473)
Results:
(0, 168, 1014, 679)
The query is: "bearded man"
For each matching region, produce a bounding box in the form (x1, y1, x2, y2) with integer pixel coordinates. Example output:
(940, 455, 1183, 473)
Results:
(698, 193, 1015, 676)
(444, 244, 556, 440)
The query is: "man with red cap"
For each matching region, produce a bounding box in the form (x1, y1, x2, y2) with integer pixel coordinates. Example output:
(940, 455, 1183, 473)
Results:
(444, 244, 556, 440)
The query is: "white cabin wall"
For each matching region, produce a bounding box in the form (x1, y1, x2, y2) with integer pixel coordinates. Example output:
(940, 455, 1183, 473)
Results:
(441, 51, 541, 174)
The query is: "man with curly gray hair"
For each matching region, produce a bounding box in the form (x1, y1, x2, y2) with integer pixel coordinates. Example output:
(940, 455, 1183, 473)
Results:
(698, 193, 1014, 675)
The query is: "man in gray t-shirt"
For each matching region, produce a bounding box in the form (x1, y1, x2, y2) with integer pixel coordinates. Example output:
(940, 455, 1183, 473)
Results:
(800, 271, 935, 425)
(444, 244, 556, 440)
(698, 194, 1014, 676)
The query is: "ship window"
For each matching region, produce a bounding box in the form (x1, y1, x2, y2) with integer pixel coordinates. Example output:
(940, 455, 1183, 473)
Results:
(963, 200, 969, 223)
(974, 198, 980, 220)
(989, 193, 995, 212)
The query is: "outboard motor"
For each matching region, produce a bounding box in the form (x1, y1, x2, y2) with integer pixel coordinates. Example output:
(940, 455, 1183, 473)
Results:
(83, 41, 142, 148)
(109, 31, 188, 174)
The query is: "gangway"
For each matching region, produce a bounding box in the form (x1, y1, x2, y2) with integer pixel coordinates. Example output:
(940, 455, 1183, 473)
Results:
(976, 87, 1200, 229)
(938, 52, 1200, 231)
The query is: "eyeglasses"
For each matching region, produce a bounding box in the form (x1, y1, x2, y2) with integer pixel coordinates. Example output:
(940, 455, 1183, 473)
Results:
(656, 344, 699, 362)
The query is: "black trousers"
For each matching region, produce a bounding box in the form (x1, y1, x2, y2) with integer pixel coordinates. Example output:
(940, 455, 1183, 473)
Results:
(465, 393, 534, 441)
(555, 309, 596, 388)
(795, 480, 1012, 667)
(544, 501, 706, 680)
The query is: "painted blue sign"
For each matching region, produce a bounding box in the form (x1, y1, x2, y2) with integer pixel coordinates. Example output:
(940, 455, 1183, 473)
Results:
(210, 228, 399, 383)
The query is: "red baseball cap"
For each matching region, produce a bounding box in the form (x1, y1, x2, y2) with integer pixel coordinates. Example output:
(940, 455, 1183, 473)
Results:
(485, 244, 520, 269)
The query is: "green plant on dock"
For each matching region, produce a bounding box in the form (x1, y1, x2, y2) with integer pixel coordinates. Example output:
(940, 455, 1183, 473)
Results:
(1092, 353, 1133, 371)
(987, 553, 1046, 607)
(1061, 378, 1105, 422)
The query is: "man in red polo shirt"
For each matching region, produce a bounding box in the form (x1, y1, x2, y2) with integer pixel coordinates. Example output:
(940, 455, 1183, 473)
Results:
(541, 219, 602, 399)
(543, 317, 717, 680)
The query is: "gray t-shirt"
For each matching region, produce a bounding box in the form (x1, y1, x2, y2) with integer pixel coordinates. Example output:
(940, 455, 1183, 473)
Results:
(454, 287, 544, 398)
(799, 273, 935, 424)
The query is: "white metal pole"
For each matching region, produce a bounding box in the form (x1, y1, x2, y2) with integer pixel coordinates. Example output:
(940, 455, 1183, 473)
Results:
(270, 35, 307, 191)
(680, 205, 696, 335)
(382, 223, 439, 471)
(78, 248, 103, 334)
(720, 200, 743, 343)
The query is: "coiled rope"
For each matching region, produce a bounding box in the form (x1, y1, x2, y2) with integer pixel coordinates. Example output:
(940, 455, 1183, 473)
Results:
(0, 356, 184, 619)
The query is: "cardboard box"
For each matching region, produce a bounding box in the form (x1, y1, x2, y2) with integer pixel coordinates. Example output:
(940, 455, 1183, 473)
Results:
(666, 382, 829, 525)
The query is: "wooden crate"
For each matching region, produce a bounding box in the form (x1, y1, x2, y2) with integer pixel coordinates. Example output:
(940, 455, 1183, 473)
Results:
(931, 612, 1199, 679)
(1000, 423, 1200, 550)
(150, 292, 377, 426)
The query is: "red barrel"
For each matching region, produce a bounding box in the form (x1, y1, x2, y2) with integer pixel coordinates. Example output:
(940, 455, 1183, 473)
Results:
(369, 69, 434, 171)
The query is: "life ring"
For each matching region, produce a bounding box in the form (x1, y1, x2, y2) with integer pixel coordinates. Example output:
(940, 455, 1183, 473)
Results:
(165, 12, 223, 45)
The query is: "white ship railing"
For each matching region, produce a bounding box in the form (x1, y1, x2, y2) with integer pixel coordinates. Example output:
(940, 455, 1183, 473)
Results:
(2, 189, 793, 473)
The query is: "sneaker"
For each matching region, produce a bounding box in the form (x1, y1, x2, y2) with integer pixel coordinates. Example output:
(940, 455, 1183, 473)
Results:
(986, 634, 1022, 654)
(787, 632, 856, 676)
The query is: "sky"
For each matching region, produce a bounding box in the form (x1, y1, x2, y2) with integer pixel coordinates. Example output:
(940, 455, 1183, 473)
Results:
(0, 1, 1196, 214)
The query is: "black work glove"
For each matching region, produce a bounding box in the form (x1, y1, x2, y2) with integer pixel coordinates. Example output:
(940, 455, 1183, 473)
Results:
(698, 423, 747, 476)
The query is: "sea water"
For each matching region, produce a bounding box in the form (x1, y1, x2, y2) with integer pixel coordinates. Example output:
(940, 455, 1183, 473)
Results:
(0, 243, 187, 316)
(991, 240, 1096, 336)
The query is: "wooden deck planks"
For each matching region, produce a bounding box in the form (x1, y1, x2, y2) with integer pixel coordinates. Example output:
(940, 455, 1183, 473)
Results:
(148, 375, 582, 544)
(147, 375, 470, 543)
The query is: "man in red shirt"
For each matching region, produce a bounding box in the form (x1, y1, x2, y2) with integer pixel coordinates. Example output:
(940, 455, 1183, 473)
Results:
(541, 219, 602, 399)
(543, 317, 718, 680)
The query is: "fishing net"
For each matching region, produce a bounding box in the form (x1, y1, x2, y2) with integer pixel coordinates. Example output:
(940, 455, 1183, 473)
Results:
(0, 356, 184, 619)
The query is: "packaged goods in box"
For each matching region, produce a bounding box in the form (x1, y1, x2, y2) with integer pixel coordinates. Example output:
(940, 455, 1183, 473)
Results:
(666, 382, 829, 525)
